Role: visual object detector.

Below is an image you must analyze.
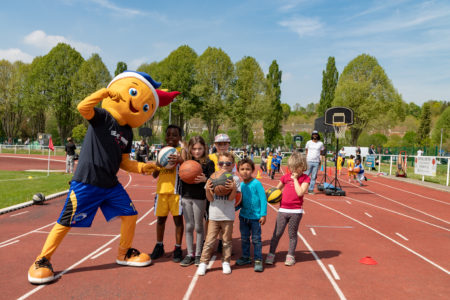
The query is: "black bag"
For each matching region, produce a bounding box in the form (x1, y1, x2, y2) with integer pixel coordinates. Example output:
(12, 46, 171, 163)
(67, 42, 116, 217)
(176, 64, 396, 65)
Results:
(73, 154, 79, 160)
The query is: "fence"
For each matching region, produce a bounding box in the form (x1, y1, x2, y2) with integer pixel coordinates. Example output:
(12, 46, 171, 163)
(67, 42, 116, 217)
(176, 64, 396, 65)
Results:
(0, 144, 71, 156)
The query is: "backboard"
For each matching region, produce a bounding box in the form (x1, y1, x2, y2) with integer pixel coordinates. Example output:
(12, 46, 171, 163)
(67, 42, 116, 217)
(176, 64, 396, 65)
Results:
(314, 116, 334, 133)
(324, 107, 354, 125)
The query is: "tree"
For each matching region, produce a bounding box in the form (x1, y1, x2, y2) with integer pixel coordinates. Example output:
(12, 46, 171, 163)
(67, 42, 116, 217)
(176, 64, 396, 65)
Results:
(193, 47, 234, 144)
(431, 106, 449, 148)
(72, 123, 87, 143)
(281, 103, 291, 120)
(407, 102, 421, 118)
(416, 103, 431, 146)
(318, 56, 339, 116)
(402, 131, 417, 147)
(334, 54, 403, 145)
(114, 62, 127, 76)
(233, 56, 266, 145)
(263, 60, 283, 146)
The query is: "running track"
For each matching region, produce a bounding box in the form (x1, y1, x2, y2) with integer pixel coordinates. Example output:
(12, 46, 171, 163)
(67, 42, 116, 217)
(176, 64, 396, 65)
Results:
(0, 154, 449, 299)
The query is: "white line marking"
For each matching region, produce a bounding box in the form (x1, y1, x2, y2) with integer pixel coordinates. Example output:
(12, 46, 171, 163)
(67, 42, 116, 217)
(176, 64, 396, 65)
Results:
(345, 196, 450, 232)
(18, 207, 154, 300)
(34, 231, 118, 237)
(310, 228, 317, 236)
(395, 233, 409, 241)
(365, 212, 373, 218)
(328, 264, 341, 280)
(0, 222, 56, 246)
(123, 172, 132, 189)
(149, 220, 157, 226)
(183, 255, 216, 300)
(0, 240, 19, 248)
(346, 200, 351, 204)
(0, 155, 65, 163)
(152, 192, 156, 195)
(91, 248, 111, 259)
(10, 211, 29, 217)
(307, 198, 450, 275)
(306, 225, 353, 229)
(348, 182, 450, 224)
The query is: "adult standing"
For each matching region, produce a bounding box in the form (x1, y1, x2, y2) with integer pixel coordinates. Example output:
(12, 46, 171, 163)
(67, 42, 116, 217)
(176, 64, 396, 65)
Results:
(305, 130, 324, 194)
(355, 146, 362, 161)
(417, 148, 423, 156)
(369, 144, 377, 170)
(136, 139, 149, 162)
(65, 137, 76, 174)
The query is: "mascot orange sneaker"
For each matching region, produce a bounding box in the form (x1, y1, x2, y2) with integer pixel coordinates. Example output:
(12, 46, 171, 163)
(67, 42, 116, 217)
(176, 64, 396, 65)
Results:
(28, 257, 55, 284)
(116, 248, 152, 267)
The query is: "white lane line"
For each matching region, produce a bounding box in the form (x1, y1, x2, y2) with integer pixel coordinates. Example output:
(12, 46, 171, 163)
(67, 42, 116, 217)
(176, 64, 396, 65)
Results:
(328, 264, 341, 280)
(0, 240, 19, 248)
(183, 255, 216, 300)
(306, 225, 353, 229)
(18, 207, 154, 300)
(395, 233, 409, 241)
(310, 228, 317, 236)
(307, 198, 450, 275)
(365, 212, 373, 218)
(346, 200, 351, 204)
(10, 211, 29, 217)
(91, 248, 111, 259)
(0, 155, 65, 163)
(123, 172, 132, 189)
(345, 196, 450, 232)
(348, 182, 450, 225)
(34, 231, 118, 237)
(152, 192, 156, 195)
(0, 222, 56, 246)
(149, 220, 157, 226)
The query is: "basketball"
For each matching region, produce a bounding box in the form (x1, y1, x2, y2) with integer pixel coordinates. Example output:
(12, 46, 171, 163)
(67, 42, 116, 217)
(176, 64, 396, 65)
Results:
(157, 146, 177, 169)
(353, 167, 360, 173)
(179, 160, 203, 184)
(210, 170, 234, 196)
(266, 188, 282, 204)
(32, 193, 45, 205)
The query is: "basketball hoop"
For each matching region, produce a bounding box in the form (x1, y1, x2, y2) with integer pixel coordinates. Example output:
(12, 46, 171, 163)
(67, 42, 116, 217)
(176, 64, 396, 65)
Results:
(333, 122, 347, 139)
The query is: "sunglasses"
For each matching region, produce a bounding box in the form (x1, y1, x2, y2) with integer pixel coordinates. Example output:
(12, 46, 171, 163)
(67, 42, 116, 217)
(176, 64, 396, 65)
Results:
(218, 161, 233, 166)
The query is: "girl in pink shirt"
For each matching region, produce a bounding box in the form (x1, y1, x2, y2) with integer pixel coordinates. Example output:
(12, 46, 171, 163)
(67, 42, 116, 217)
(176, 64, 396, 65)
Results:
(265, 153, 310, 266)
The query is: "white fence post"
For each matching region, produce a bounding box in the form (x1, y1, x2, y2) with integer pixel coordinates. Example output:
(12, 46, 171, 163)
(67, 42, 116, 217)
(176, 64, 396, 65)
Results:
(447, 159, 449, 186)
(378, 154, 382, 173)
(389, 155, 393, 175)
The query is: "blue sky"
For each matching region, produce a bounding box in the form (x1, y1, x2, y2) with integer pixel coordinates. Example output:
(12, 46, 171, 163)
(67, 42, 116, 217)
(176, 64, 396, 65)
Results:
(0, 0, 449, 108)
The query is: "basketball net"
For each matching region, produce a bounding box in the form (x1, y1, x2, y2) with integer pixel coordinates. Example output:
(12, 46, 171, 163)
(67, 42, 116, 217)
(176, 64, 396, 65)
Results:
(333, 122, 347, 139)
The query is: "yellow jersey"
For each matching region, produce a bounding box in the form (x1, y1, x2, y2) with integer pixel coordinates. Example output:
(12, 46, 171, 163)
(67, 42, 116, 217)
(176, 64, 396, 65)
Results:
(156, 147, 181, 194)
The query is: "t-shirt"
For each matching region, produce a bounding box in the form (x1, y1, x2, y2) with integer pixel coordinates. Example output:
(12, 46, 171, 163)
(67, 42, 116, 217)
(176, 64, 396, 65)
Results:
(65, 142, 76, 156)
(267, 155, 273, 170)
(239, 178, 267, 220)
(181, 159, 215, 199)
(157, 147, 182, 195)
(347, 159, 355, 172)
(208, 175, 241, 221)
(72, 107, 132, 188)
(279, 173, 311, 213)
(305, 140, 324, 163)
(355, 163, 364, 174)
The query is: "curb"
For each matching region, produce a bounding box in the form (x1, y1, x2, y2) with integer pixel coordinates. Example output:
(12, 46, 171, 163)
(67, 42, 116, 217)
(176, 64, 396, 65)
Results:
(0, 190, 69, 215)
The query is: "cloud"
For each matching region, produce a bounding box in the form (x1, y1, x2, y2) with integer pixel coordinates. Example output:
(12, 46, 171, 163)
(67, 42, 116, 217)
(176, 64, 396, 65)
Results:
(0, 48, 33, 63)
(24, 30, 101, 57)
(278, 0, 308, 12)
(279, 16, 323, 37)
(89, 0, 143, 16)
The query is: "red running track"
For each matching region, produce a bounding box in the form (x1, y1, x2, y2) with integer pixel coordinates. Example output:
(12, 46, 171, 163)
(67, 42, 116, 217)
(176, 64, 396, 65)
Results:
(0, 154, 449, 299)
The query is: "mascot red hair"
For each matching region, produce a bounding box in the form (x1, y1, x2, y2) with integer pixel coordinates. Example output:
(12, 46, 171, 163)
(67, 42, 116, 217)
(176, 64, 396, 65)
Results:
(28, 71, 179, 284)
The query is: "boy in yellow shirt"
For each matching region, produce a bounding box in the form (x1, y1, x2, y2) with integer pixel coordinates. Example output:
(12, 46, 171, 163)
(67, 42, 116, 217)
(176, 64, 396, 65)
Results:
(347, 155, 355, 182)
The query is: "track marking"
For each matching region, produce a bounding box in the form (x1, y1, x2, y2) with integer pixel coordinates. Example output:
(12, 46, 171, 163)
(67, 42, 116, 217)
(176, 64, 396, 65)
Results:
(0, 222, 56, 246)
(307, 198, 450, 275)
(369, 180, 450, 205)
(346, 200, 351, 204)
(310, 228, 317, 235)
(365, 212, 373, 218)
(34, 231, 118, 237)
(328, 264, 341, 280)
(0, 155, 65, 163)
(395, 233, 409, 241)
(348, 182, 450, 225)
(91, 248, 111, 259)
(306, 225, 353, 229)
(0, 240, 19, 248)
(149, 220, 157, 226)
(182, 255, 216, 300)
(345, 196, 450, 232)
(18, 207, 154, 300)
(10, 211, 29, 217)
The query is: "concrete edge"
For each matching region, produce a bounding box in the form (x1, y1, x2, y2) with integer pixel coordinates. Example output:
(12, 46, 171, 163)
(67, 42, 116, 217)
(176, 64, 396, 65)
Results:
(0, 190, 69, 215)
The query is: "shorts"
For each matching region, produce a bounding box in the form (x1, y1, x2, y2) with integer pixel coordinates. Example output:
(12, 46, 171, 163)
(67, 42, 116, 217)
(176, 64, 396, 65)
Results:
(57, 181, 137, 227)
(155, 194, 182, 217)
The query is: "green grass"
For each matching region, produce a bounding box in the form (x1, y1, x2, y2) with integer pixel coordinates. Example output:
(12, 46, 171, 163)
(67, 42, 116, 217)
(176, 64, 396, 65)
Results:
(0, 170, 72, 209)
(372, 162, 448, 185)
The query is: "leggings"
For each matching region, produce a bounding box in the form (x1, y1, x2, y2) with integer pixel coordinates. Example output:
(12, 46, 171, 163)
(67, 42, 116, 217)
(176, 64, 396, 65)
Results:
(269, 212, 303, 256)
(181, 197, 206, 256)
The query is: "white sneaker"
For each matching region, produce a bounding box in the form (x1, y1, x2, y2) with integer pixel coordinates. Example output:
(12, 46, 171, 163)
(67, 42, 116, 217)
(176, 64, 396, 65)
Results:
(197, 262, 207, 276)
(222, 262, 231, 274)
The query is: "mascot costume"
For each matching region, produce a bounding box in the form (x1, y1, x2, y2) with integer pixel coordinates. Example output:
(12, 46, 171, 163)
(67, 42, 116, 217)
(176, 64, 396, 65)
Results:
(28, 71, 179, 284)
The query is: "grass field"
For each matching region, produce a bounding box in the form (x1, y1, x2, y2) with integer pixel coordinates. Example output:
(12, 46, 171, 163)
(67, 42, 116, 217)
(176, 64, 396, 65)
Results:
(0, 170, 72, 209)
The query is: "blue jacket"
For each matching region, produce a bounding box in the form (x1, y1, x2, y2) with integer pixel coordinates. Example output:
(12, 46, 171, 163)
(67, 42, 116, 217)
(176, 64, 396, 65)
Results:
(239, 178, 267, 220)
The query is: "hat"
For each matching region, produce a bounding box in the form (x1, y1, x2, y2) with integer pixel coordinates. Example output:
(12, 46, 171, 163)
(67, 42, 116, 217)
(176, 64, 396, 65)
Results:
(312, 130, 319, 135)
(214, 134, 230, 143)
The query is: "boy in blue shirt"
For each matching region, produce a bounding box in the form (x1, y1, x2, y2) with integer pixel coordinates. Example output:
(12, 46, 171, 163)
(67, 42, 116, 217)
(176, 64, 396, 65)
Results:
(236, 158, 267, 272)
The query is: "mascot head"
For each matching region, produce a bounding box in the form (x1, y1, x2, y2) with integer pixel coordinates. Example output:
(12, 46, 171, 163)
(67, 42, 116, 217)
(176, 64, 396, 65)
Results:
(102, 71, 180, 128)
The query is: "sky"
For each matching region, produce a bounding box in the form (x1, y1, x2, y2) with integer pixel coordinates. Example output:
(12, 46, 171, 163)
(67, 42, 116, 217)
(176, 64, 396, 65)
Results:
(0, 0, 449, 108)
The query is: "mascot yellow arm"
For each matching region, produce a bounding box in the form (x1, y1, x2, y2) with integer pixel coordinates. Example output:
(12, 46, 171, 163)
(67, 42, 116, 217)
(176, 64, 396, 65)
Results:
(77, 88, 110, 120)
(120, 154, 159, 175)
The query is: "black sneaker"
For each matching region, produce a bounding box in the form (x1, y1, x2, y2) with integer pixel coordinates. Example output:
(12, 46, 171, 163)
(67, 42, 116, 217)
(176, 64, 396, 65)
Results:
(216, 240, 223, 253)
(180, 255, 195, 267)
(195, 256, 201, 266)
(150, 244, 165, 260)
(173, 246, 182, 263)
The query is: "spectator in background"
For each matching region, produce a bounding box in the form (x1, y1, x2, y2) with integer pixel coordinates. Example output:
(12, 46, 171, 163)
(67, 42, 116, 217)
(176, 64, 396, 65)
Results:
(369, 144, 376, 155)
(136, 139, 149, 162)
(260, 151, 267, 174)
(65, 137, 76, 174)
(355, 146, 362, 162)
(305, 130, 324, 194)
(417, 148, 423, 156)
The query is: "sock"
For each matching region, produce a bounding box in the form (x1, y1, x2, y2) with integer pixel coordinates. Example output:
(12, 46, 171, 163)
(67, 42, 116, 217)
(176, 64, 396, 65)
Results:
(118, 215, 137, 257)
(38, 223, 70, 260)
(175, 244, 181, 248)
(156, 242, 163, 245)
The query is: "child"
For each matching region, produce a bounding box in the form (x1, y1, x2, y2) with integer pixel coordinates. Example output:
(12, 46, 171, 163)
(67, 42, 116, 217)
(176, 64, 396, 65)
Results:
(197, 152, 240, 276)
(151, 125, 185, 262)
(179, 136, 215, 266)
(267, 151, 273, 177)
(265, 153, 310, 266)
(354, 158, 366, 186)
(236, 158, 267, 272)
(347, 155, 355, 183)
(260, 151, 267, 174)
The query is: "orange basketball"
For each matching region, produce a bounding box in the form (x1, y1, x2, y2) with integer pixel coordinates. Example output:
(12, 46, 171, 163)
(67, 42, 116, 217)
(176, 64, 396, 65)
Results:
(179, 160, 203, 184)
